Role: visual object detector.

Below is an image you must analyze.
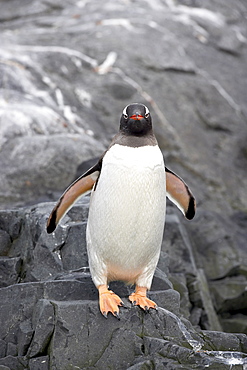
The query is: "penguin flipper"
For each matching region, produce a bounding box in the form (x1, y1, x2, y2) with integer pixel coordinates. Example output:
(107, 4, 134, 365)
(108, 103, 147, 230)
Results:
(46, 161, 102, 234)
(165, 167, 196, 220)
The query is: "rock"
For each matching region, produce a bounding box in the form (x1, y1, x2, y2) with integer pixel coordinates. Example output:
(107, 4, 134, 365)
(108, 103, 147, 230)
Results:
(127, 360, 153, 370)
(28, 356, 49, 370)
(2, 198, 247, 369)
(0, 0, 246, 216)
(28, 300, 54, 358)
(0, 257, 22, 287)
(161, 213, 197, 276)
(0, 133, 105, 208)
(194, 269, 223, 331)
(209, 276, 247, 313)
(6, 343, 17, 357)
(48, 300, 201, 369)
(152, 267, 173, 290)
(221, 315, 247, 335)
(148, 289, 180, 316)
(0, 356, 27, 370)
(17, 320, 33, 357)
(185, 210, 241, 280)
(0, 340, 7, 359)
(3, 220, 246, 370)
(60, 222, 88, 270)
(0, 211, 22, 242)
(170, 273, 192, 319)
(0, 230, 11, 256)
(217, 27, 245, 55)
(201, 330, 245, 352)
(0, 365, 11, 370)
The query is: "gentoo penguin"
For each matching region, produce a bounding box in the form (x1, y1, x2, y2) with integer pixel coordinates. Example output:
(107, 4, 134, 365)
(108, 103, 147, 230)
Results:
(47, 103, 196, 318)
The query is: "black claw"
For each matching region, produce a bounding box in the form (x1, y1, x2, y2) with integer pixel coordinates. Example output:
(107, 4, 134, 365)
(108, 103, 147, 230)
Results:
(120, 301, 127, 308)
(103, 311, 108, 319)
(144, 306, 149, 313)
(114, 311, 120, 320)
(132, 301, 137, 306)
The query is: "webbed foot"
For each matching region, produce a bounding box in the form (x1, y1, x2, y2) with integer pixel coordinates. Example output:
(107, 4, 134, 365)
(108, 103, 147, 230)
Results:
(98, 285, 124, 319)
(129, 286, 157, 311)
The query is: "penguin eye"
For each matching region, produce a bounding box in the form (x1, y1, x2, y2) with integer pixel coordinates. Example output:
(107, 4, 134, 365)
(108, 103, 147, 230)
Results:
(123, 113, 128, 119)
(144, 106, 150, 118)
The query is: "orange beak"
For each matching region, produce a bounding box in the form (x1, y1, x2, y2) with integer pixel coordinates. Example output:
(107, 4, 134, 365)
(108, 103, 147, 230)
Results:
(130, 114, 144, 120)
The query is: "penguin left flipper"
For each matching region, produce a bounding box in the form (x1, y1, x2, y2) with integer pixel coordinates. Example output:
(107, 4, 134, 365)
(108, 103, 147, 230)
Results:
(165, 167, 196, 220)
(46, 160, 102, 234)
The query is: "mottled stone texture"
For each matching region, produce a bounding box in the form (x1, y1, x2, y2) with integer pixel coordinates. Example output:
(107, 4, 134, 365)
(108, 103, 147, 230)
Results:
(0, 0, 246, 368)
(0, 202, 246, 369)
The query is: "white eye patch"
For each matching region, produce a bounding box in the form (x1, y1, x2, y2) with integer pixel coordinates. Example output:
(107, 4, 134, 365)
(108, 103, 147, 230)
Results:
(144, 106, 150, 115)
(122, 103, 150, 118)
(122, 105, 129, 116)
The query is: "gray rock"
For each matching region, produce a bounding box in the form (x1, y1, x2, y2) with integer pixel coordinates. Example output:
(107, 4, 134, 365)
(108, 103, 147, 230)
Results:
(201, 330, 244, 352)
(209, 276, 247, 313)
(60, 222, 88, 270)
(152, 267, 173, 291)
(170, 273, 192, 319)
(0, 365, 11, 370)
(217, 27, 245, 55)
(0, 0, 246, 217)
(0, 340, 6, 359)
(29, 356, 49, 370)
(6, 343, 17, 357)
(221, 315, 247, 335)
(93, 328, 143, 369)
(17, 319, 33, 356)
(0, 230, 11, 256)
(126, 360, 153, 370)
(161, 213, 197, 276)
(48, 300, 201, 369)
(28, 300, 55, 358)
(143, 336, 247, 369)
(149, 289, 180, 316)
(186, 210, 241, 280)
(0, 211, 22, 242)
(0, 199, 244, 369)
(0, 356, 27, 370)
(0, 257, 22, 287)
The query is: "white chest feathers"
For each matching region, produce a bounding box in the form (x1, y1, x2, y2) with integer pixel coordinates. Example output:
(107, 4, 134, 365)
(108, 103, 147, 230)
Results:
(86, 144, 167, 287)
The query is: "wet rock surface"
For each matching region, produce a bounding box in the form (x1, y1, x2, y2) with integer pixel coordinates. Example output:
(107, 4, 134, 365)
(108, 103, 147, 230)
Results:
(0, 0, 247, 369)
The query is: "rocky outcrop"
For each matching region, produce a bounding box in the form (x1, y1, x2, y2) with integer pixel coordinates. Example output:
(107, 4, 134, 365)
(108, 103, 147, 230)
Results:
(0, 201, 247, 369)
(0, 0, 247, 368)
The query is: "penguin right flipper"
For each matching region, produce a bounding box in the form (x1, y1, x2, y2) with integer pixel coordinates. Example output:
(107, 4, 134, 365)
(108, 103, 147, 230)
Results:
(165, 167, 196, 220)
(46, 160, 102, 234)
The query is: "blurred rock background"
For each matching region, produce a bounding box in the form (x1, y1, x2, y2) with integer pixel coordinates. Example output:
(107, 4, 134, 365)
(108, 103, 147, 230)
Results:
(0, 0, 247, 369)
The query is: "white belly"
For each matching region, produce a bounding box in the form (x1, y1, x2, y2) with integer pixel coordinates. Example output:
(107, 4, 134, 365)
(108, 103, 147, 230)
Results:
(86, 144, 166, 288)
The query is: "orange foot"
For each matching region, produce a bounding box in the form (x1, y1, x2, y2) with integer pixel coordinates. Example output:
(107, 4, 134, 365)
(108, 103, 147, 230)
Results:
(98, 285, 124, 319)
(129, 286, 157, 311)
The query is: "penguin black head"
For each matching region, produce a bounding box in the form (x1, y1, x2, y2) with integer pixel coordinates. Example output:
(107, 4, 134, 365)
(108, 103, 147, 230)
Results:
(120, 103, 152, 136)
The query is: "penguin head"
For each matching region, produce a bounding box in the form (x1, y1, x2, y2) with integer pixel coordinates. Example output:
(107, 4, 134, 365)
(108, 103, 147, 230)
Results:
(120, 103, 152, 136)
